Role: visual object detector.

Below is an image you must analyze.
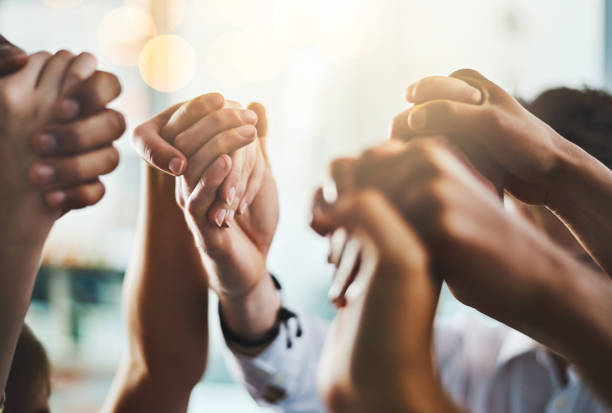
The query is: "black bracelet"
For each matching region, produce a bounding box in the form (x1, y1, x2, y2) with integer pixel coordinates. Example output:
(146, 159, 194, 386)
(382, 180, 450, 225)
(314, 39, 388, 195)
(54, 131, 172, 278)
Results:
(219, 274, 302, 349)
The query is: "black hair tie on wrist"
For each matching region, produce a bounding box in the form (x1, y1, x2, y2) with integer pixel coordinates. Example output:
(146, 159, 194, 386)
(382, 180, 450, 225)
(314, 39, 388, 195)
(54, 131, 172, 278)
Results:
(220, 274, 303, 349)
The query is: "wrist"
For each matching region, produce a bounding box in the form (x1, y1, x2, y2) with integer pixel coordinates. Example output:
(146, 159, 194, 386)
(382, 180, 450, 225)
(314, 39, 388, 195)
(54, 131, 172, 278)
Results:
(545, 135, 588, 210)
(219, 272, 281, 343)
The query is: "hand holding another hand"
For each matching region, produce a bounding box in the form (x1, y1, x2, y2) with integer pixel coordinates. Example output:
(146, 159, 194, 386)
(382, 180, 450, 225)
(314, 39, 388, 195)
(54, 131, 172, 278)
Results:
(320, 139, 562, 329)
(313, 190, 462, 413)
(391, 69, 571, 204)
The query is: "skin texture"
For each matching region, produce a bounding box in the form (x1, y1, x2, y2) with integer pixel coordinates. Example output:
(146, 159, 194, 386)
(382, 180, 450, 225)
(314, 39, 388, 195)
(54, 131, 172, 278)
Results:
(312, 190, 464, 413)
(0, 36, 123, 410)
(131, 95, 281, 350)
(100, 165, 208, 413)
(324, 139, 612, 408)
(391, 69, 612, 275)
(0, 47, 122, 402)
(132, 93, 266, 226)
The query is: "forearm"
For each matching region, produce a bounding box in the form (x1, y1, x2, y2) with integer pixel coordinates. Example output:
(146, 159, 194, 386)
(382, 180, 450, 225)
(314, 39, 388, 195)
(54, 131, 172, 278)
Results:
(0, 195, 54, 393)
(519, 245, 612, 407)
(103, 165, 209, 412)
(101, 356, 191, 413)
(547, 139, 612, 274)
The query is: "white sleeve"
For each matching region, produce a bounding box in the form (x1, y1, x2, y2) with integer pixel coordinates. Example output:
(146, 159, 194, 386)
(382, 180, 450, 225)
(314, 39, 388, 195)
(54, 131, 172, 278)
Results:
(434, 313, 513, 411)
(224, 309, 329, 413)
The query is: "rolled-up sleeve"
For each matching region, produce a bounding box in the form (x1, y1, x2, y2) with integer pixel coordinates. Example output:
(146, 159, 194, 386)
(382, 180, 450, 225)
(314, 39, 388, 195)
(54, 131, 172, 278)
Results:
(224, 310, 330, 413)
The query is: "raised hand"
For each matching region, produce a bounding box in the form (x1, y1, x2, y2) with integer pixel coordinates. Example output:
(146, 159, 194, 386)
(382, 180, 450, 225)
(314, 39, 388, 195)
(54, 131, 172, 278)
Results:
(132, 95, 280, 345)
(324, 139, 612, 407)
(312, 190, 463, 413)
(27, 52, 124, 212)
(392, 68, 612, 279)
(0, 48, 122, 396)
(175, 102, 279, 307)
(390, 69, 568, 204)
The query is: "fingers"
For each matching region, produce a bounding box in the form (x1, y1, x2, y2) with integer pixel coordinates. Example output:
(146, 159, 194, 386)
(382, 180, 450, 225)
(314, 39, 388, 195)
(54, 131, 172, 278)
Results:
(328, 236, 361, 307)
(0, 35, 28, 76)
(405, 76, 481, 105)
(408, 99, 494, 136)
(58, 70, 122, 120)
(61, 52, 97, 95)
(45, 179, 106, 211)
(37, 50, 74, 100)
(160, 92, 224, 140)
(12, 51, 51, 88)
(328, 227, 348, 266)
(183, 124, 257, 191)
(184, 155, 233, 227)
(173, 107, 258, 157)
(247, 102, 268, 145)
(131, 103, 188, 176)
(218, 150, 245, 210)
(32, 109, 125, 156)
(238, 146, 266, 215)
(29, 145, 120, 191)
(313, 190, 425, 264)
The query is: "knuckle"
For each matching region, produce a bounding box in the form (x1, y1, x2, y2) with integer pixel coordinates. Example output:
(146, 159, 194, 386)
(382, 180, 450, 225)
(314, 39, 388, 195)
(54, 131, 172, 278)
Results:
(105, 147, 121, 171)
(83, 182, 106, 205)
(225, 109, 243, 125)
(77, 51, 97, 66)
(64, 126, 85, 152)
(63, 158, 84, 182)
(0, 83, 24, 109)
(33, 51, 52, 59)
(213, 136, 229, 154)
(186, 97, 209, 117)
(56, 49, 73, 59)
(486, 107, 510, 131)
(109, 110, 127, 137)
(207, 92, 224, 108)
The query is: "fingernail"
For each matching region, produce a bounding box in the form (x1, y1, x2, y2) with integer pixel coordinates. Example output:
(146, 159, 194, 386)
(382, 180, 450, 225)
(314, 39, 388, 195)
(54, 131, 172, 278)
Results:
(32, 165, 55, 185)
(408, 106, 427, 130)
(215, 209, 227, 227)
(35, 133, 57, 154)
(58, 99, 80, 120)
(225, 209, 235, 225)
(226, 187, 236, 205)
(237, 125, 256, 138)
(46, 191, 66, 207)
(405, 84, 416, 101)
(169, 157, 185, 175)
(239, 201, 248, 215)
(242, 109, 258, 123)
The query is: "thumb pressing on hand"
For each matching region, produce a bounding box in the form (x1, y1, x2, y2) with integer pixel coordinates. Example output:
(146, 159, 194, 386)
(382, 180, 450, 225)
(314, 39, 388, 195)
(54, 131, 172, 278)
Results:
(0, 34, 28, 76)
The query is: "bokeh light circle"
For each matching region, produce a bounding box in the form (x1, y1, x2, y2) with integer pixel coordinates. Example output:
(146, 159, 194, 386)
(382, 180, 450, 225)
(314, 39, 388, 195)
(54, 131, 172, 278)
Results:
(139, 34, 197, 92)
(98, 6, 156, 66)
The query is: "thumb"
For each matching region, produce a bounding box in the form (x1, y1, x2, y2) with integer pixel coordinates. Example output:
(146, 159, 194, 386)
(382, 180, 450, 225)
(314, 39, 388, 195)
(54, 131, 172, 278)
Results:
(0, 34, 28, 76)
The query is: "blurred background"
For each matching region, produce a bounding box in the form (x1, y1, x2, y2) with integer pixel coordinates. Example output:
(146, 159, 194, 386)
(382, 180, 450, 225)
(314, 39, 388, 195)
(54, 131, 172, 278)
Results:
(0, 0, 607, 411)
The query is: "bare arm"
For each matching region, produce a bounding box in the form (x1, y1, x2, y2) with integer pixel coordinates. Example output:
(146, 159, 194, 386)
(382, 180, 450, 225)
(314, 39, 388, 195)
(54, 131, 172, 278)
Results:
(547, 142, 612, 274)
(101, 165, 209, 413)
